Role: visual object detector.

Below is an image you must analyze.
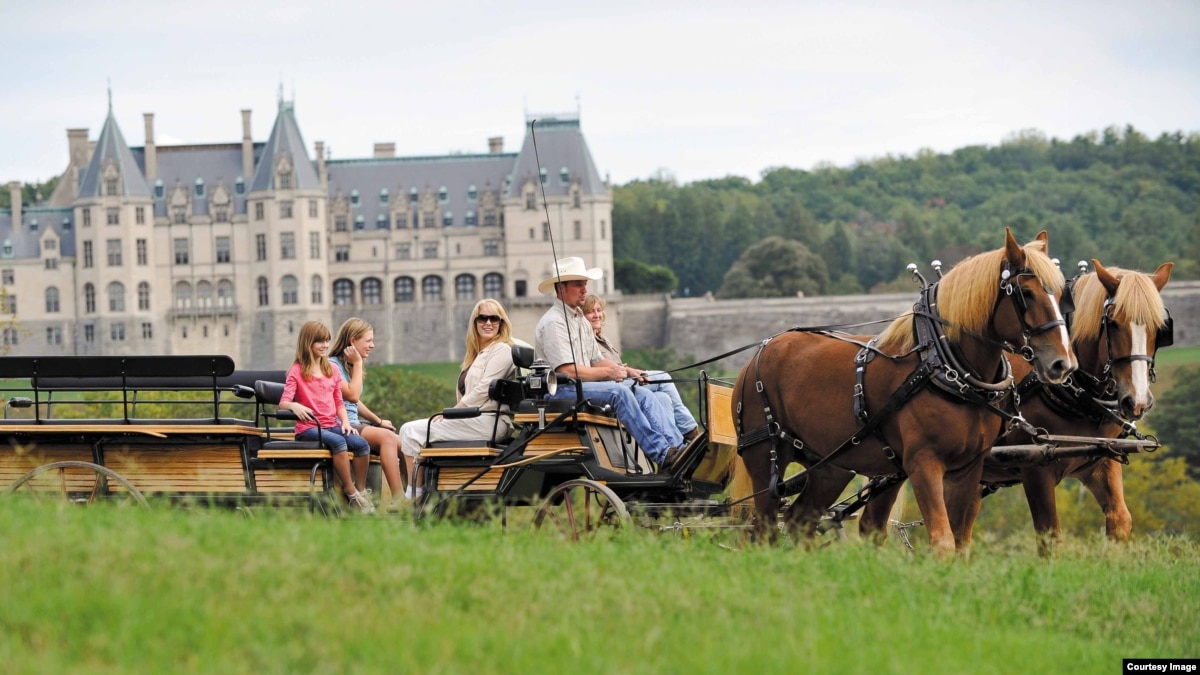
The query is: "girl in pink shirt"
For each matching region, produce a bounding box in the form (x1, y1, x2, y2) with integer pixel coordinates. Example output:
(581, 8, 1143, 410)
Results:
(279, 321, 375, 514)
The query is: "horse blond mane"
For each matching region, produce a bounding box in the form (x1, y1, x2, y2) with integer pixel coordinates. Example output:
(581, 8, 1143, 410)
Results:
(1070, 268, 1167, 346)
(876, 238, 1063, 353)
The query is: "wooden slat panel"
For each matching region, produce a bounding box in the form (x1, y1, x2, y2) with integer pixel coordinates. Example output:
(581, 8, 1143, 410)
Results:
(421, 447, 500, 458)
(254, 469, 327, 493)
(0, 445, 95, 487)
(706, 384, 738, 447)
(258, 449, 331, 460)
(524, 432, 583, 455)
(0, 444, 105, 492)
(514, 412, 622, 428)
(105, 444, 247, 494)
(436, 467, 504, 491)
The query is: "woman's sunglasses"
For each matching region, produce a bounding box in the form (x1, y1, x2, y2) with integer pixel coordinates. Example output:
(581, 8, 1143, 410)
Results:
(475, 315, 503, 325)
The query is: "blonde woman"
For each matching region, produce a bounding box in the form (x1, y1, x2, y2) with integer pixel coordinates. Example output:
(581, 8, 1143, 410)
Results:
(330, 318, 407, 508)
(399, 298, 518, 499)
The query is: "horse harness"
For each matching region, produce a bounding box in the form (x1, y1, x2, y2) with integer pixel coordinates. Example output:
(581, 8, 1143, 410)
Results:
(736, 261, 1056, 500)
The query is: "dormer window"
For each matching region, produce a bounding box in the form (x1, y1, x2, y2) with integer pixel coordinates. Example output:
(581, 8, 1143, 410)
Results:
(106, 178, 119, 196)
(278, 172, 291, 189)
(354, 214, 365, 230)
(350, 190, 360, 207)
(2, 240, 12, 258)
(560, 167, 570, 185)
(465, 210, 477, 226)
(234, 177, 245, 196)
(154, 179, 165, 199)
(194, 178, 206, 199)
(438, 186, 448, 203)
(468, 185, 477, 202)
(539, 168, 548, 184)
(376, 213, 388, 229)
(410, 187, 418, 203)
(443, 211, 453, 227)
(29, 218, 38, 233)
(380, 189, 389, 205)
(62, 217, 72, 231)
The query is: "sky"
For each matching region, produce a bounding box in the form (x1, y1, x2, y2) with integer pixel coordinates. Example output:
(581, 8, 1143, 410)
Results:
(2, 0, 1198, 187)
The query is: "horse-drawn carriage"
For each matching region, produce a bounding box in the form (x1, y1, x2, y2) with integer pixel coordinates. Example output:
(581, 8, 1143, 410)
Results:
(0, 229, 1177, 552)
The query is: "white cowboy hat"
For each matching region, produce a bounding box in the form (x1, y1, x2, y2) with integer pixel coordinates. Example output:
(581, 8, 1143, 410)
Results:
(538, 257, 603, 294)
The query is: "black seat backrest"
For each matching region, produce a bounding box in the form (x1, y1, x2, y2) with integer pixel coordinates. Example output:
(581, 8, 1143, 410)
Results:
(512, 344, 535, 370)
(255, 380, 286, 405)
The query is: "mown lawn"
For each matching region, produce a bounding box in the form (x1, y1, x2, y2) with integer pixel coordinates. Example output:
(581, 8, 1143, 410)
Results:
(0, 500, 1196, 673)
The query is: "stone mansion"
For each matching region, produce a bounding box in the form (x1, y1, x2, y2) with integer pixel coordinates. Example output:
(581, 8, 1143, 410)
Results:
(0, 97, 614, 369)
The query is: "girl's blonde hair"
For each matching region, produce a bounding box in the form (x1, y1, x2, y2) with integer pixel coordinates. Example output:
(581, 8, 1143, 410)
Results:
(331, 317, 372, 376)
(464, 298, 513, 369)
(294, 321, 334, 380)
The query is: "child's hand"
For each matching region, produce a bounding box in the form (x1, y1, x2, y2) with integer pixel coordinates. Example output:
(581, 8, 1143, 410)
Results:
(293, 405, 315, 421)
(343, 422, 356, 435)
(344, 345, 362, 365)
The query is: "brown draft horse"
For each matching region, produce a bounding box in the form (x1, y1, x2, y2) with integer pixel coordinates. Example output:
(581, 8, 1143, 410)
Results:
(861, 260, 1173, 551)
(732, 230, 1075, 555)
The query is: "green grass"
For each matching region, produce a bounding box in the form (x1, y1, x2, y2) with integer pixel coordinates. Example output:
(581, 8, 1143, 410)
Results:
(381, 361, 463, 393)
(0, 500, 1196, 673)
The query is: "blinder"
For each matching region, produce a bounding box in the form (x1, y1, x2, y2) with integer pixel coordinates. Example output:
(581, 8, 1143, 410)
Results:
(1156, 311, 1174, 349)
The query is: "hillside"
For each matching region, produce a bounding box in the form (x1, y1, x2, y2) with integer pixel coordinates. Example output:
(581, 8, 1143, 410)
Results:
(613, 126, 1200, 296)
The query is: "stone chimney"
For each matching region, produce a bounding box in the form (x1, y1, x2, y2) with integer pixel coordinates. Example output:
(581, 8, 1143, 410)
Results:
(373, 142, 395, 158)
(241, 109, 254, 181)
(66, 128, 90, 195)
(488, 136, 504, 154)
(7, 182, 21, 228)
(143, 113, 157, 182)
(314, 141, 327, 186)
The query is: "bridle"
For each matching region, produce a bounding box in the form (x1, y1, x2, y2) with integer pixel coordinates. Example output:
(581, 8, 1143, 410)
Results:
(999, 260, 1068, 362)
(1094, 296, 1175, 387)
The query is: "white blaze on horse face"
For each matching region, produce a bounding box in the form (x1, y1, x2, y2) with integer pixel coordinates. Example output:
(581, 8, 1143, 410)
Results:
(1130, 322, 1151, 404)
(1047, 290, 1073, 358)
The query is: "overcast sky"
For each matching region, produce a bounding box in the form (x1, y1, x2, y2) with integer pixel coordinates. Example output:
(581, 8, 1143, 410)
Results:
(2, 0, 1198, 187)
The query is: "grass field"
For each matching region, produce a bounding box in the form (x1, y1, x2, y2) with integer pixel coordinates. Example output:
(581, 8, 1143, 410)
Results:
(0, 500, 1197, 673)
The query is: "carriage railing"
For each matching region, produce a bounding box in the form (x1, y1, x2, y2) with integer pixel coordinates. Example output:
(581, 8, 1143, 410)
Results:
(0, 356, 276, 424)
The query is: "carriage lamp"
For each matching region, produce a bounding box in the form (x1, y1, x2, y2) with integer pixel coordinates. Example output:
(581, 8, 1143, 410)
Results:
(525, 359, 558, 399)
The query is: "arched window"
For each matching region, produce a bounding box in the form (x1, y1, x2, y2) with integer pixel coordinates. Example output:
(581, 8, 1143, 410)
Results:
(483, 273, 503, 298)
(175, 281, 193, 309)
(281, 275, 298, 305)
(84, 283, 95, 313)
(256, 276, 269, 306)
(361, 278, 382, 305)
(333, 279, 354, 306)
(45, 287, 60, 313)
(196, 281, 212, 308)
(217, 280, 234, 308)
(107, 282, 125, 312)
(311, 275, 323, 304)
(422, 275, 443, 302)
(455, 274, 476, 301)
(138, 281, 151, 310)
(394, 276, 414, 303)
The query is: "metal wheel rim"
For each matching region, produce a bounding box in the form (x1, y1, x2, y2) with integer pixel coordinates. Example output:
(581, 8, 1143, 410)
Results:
(532, 479, 629, 540)
(6, 461, 149, 507)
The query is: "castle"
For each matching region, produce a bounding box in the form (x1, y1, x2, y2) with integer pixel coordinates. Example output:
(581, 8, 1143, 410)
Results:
(0, 95, 614, 369)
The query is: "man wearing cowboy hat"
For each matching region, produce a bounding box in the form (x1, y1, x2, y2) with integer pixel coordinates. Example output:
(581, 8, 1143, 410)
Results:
(533, 257, 684, 472)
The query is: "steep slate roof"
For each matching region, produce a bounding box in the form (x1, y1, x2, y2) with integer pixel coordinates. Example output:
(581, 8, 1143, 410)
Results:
(506, 115, 607, 198)
(326, 154, 516, 229)
(134, 144, 258, 217)
(77, 106, 152, 199)
(0, 206, 76, 259)
(249, 101, 320, 193)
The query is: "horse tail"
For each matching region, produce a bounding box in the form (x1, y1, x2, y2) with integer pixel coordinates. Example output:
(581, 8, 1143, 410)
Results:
(727, 453, 756, 519)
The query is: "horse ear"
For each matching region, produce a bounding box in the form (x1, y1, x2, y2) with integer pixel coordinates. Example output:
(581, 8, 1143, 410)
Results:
(1093, 259, 1119, 296)
(1152, 262, 1174, 292)
(1004, 228, 1026, 267)
(1034, 230, 1049, 249)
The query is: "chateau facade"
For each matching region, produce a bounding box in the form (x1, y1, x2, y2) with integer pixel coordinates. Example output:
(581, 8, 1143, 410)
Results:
(0, 97, 613, 369)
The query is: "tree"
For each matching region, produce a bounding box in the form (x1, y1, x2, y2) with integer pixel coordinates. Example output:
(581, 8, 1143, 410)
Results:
(1153, 366, 1200, 478)
(717, 236, 828, 299)
(614, 258, 678, 294)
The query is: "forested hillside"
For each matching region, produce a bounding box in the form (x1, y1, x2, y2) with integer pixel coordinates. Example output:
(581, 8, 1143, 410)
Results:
(613, 126, 1200, 297)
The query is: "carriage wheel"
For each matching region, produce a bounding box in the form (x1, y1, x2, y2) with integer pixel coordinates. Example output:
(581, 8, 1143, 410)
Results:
(6, 461, 149, 508)
(532, 479, 629, 540)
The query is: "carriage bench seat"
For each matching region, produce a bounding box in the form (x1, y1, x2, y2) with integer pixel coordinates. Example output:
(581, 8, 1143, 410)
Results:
(419, 447, 502, 458)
